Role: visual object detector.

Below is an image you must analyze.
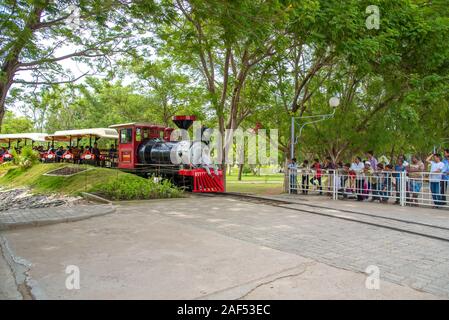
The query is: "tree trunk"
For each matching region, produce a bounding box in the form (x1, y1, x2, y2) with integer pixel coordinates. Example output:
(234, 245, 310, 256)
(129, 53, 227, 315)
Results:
(0, 75, 15, 133)
(0, 104, 5, 133)
(237, 164, 244, 181)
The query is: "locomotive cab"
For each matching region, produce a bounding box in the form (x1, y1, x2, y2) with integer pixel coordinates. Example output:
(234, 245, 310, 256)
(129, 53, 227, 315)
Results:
(109, 122, 173, 169)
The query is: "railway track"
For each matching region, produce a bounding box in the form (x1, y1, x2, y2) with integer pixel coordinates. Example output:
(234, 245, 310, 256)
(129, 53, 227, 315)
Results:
(199, 192, 449, 243)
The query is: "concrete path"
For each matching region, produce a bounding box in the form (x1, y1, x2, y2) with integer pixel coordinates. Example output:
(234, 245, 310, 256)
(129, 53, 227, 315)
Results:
(0, 197, 444, 299)
(0, 247, 22, 299)
(257, 193, 449, 228)
(0, 205, 115, 231)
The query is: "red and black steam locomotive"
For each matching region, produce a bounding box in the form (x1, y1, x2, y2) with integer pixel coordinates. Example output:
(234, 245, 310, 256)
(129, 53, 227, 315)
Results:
(109, 116, 224, 193)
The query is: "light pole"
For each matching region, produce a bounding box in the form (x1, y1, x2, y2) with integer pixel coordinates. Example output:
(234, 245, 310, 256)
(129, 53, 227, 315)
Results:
(290, 97, 340, 159)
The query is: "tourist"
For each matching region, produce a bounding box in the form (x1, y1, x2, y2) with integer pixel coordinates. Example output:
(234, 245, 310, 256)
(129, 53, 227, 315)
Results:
(394, 157, 406, 204)
(339, 163, 352, 199)
(55, 146, 64, 163)
(408, 156, 425, 205)
(92, 143, 101, 166)
(288, 158, 298, 194)
(79, 146, 85, 164)
(367, 151, 378, 170)
(398, 154, 409, 167)
(441, 149, 449, 205)
(323, 156, 336, 196)
(363, 161, 374, 200)
(426, 153, 445, 208)
(109, 144, 118, 167)
(299, 159, 311, 195)
(381, 164, 394, 203)
(310, 158, 323, 195)
(350, 156, 364, 201)
(72, 146, 80, 164)
(372, 163, 384, 202)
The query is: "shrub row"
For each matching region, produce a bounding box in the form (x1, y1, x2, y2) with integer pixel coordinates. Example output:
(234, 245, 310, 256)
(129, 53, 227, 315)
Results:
(91, 174, 183, 200)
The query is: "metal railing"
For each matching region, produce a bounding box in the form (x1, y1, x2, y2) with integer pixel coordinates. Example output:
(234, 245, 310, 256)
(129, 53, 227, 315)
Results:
(288, 169, 449, 209)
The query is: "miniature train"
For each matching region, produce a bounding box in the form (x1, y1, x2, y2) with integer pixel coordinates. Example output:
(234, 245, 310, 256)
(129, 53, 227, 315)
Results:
(0, 116, 224, 193)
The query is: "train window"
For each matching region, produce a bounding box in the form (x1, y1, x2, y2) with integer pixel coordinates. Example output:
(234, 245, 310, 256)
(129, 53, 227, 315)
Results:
(120, 129, 132, 144)
(136, 128, 142, 142)
(143, 128, 149, 139)
(160, 131, 164, 139)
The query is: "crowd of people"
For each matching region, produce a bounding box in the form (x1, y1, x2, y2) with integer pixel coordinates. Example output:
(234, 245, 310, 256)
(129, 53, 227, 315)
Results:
(0, 143, 118, 167)
(288, 150, 449, 208)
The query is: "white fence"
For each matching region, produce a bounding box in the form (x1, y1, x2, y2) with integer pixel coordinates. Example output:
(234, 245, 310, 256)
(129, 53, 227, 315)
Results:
(288, 169, 449, 209)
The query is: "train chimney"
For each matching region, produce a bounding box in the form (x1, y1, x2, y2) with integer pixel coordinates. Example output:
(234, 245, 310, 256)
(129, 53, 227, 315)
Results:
(172, 115, 196, 130)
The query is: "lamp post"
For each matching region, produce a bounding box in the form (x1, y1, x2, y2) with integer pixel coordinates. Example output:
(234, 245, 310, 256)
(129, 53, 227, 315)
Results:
(290, 97, 340, 159)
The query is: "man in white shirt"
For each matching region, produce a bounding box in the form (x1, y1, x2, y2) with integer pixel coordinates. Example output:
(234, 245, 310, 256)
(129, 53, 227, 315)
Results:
(426, 153, 445, 208)
(350, 156, 365, 201)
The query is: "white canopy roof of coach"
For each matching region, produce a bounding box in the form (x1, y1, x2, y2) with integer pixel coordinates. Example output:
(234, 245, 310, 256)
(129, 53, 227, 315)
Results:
(45, 128, 119, 141)
(0, 133, 48, 143)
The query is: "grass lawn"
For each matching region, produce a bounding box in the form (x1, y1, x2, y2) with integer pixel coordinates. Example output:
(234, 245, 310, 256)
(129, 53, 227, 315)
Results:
(226, 174, 283, 182)
(225, 171, 285, 195)
(0, 163, 128, 195)
(0, 162, 285, 196)
(226, 182, 284, 195)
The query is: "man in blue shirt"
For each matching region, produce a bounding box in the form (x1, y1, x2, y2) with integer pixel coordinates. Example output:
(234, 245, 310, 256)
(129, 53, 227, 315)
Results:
(442, 149, 449, 204)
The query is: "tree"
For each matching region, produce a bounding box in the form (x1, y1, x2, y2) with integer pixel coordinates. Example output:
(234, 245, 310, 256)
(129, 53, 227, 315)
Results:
(22, 78, 152, 132)
(0, 0, 138, 130)
(0, 110, 34, 133)
(149, 0, 294, 133)
(128, 58, 206, 126)
(255, 0, 449, 164)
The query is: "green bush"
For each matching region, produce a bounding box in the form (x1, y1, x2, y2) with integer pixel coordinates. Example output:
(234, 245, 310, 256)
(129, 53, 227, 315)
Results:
(11, 146, 40, 169)
(91, 174, 183, 200)
(242, 165, 253, 175)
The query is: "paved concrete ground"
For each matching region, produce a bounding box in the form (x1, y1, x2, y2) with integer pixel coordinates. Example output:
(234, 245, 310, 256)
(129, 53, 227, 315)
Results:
(0, 197, 446, 299)
(0, 247, 21, 299)
(0, 205, 115, 230)
(263, 193, 449, 228)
